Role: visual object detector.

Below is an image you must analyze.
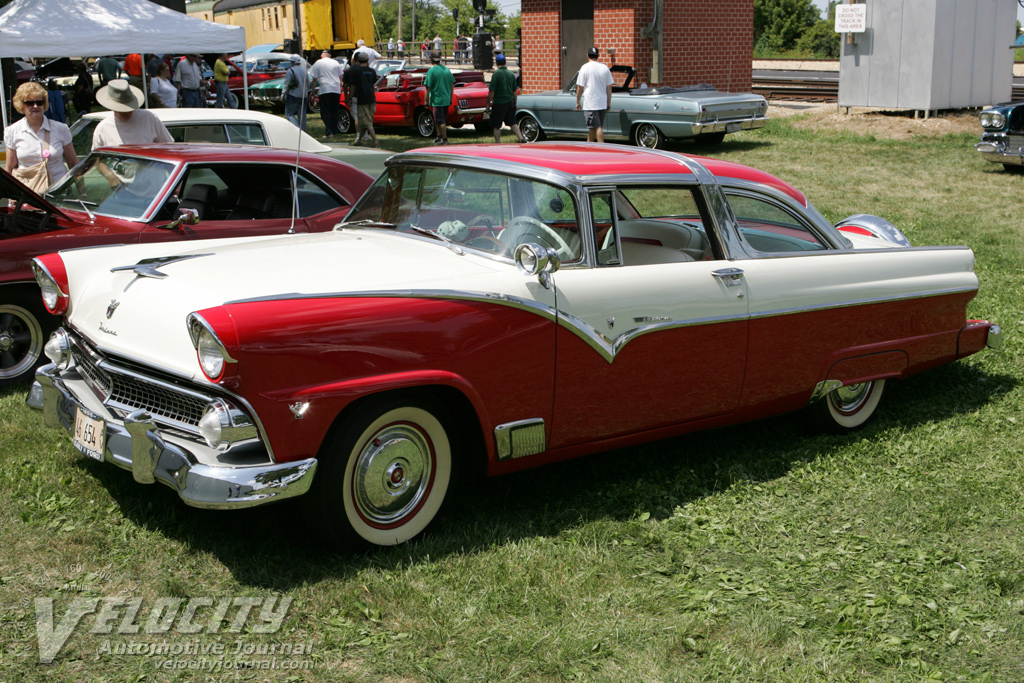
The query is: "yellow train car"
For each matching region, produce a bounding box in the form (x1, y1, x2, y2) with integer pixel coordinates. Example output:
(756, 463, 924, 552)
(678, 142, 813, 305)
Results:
(193, 0, 374, 53)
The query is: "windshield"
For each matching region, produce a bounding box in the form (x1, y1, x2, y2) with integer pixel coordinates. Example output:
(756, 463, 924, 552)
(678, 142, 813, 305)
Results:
(343, 165, 582, 262)
(45, 153, 175, 221)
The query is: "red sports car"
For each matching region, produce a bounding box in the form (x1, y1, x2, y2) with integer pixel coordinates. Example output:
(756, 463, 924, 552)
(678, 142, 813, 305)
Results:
(0, 144, 373, 385)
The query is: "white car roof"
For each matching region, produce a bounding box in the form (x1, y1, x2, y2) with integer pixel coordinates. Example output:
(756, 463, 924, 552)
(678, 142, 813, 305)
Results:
(81, 109, 332, 153)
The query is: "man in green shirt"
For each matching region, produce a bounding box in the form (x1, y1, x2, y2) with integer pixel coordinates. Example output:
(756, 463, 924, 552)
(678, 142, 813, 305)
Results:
(485, 54, 525, 143)
(423, 52, 454, 145)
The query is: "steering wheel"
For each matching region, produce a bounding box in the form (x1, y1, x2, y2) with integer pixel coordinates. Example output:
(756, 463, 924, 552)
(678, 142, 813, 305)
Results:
(499, 216, 574, 260)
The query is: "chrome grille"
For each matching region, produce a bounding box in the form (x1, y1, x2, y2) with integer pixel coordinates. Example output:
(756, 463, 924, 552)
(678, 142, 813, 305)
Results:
(458, 98, 469, 109)
(67, 330, 213, 431)
(1008, 135, 1024, 153)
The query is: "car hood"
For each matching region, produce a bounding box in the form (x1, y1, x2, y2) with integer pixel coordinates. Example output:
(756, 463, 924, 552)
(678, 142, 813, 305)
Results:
(61, 230, 521, 378)
(0, 168, 69, 229)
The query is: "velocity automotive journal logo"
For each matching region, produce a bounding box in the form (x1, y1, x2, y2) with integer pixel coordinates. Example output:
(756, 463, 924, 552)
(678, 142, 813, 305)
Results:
(34, 595, 293, 664)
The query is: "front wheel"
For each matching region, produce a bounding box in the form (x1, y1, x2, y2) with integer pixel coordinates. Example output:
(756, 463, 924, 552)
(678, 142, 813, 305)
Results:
(337, 107, 353, 134)
(415, 109, 436, 138)
(807, 380, 886, 433)
(306, 396, 456, 549)
(0, 294, 53, 386)
(517, 114, 545, 143)
(307, 90, 320, 114)
(632, 122, 665, 149)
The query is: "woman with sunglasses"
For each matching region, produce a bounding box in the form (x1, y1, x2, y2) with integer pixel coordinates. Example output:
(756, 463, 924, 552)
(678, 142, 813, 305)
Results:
(4, 81, 79, 192)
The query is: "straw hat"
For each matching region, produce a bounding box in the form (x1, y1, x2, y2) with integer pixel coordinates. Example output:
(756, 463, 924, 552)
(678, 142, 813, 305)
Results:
(96, 79, 144, 112)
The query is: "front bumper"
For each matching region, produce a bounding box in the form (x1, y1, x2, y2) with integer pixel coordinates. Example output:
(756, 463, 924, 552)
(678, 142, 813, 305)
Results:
(975, 136, 1024, 166)
(33, 364, 317, 510)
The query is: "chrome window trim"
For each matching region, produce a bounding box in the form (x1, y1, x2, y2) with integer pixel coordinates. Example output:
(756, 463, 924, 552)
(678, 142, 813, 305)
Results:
(720, 186, 842, 256)
(223, 283, 978, 365)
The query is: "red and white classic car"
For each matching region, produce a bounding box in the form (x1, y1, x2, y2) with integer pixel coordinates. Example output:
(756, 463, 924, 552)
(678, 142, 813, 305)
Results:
(30, 144, 1001, 550)
(0, 145, 373, 385)
(335, 68, 491, 138)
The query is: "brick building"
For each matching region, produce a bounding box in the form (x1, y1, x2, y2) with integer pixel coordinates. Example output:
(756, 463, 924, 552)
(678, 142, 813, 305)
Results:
(520, 0, 753, 93)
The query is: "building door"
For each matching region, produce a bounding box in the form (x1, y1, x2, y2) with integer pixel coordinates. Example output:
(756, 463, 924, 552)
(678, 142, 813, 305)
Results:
(560, 0, 593, 88)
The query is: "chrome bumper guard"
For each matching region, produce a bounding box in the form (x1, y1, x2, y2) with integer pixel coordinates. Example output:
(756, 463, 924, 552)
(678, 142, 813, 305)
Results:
(987, 324, 1003, 350)
(34, 364, 317, 510)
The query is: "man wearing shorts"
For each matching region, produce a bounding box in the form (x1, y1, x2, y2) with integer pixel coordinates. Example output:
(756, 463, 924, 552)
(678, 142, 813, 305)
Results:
(423, 52, 454, 145)
(486, 54, 525, 143)
(574, 47, 614, 142)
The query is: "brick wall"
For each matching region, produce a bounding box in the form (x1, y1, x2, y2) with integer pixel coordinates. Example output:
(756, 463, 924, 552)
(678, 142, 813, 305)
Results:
(521, 0, 753, 94)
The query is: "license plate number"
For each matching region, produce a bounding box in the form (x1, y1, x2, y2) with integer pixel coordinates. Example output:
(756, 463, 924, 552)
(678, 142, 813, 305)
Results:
(726, 122, 741, 134)
(73, 407, 105, 461)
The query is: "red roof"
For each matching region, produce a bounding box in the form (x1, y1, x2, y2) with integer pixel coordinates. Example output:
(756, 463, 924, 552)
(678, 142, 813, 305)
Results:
(421, 143, 808, 207)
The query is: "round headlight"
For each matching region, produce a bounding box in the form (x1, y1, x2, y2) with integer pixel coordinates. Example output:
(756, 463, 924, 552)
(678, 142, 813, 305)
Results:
(196, 328, 226, 380)
(992, 112, 1006, 128)
(980, 112, 992, 127)
(43, 329, 72, 370)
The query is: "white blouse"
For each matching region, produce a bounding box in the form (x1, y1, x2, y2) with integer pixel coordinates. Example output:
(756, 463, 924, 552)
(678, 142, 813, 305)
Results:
(3, 116, 74, 182)
(151, 77, 178, 108)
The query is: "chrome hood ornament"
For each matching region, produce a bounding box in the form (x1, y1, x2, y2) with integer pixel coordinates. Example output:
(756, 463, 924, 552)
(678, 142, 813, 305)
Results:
(110, 253, 213, 280)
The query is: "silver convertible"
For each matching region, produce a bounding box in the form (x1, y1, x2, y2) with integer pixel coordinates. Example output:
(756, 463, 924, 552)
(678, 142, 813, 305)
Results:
(516, 65, 769, 149)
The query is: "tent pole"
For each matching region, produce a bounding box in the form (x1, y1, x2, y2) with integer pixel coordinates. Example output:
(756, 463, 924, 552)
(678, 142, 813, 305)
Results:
(142, 64, 148, 108)
(1, 67, 8, 130)
(242, 49, 249, 109)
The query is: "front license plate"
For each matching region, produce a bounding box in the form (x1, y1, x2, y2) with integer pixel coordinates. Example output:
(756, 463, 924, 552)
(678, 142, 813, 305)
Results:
(73, 407, 105, 462)
(726, 122, 741, 133)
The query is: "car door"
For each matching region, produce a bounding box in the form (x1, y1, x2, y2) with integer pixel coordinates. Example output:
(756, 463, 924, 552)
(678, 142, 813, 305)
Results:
(546, 186, 750, 449)
(548, 83, 583, 133)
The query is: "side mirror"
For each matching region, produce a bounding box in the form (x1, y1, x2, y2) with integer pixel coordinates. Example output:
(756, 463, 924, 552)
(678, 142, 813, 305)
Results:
(514, 242, 560, 289)
(157, 207, 200, 230)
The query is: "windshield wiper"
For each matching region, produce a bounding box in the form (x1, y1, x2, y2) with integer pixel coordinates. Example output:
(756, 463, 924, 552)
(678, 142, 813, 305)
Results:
(337, 218, 396, 229)
(410, 225, 464, 255)
(64, 199, 97, 220)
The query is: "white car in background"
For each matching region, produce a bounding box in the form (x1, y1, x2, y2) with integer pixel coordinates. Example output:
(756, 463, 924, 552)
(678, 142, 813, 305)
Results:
(69, 108, 390, 176)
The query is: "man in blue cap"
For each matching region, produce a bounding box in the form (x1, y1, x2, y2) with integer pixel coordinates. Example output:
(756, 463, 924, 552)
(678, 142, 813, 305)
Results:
(485, 54, 526, 143)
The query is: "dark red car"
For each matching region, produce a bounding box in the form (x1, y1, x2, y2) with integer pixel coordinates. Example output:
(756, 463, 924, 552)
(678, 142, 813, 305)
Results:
(0, 144, 373, 385)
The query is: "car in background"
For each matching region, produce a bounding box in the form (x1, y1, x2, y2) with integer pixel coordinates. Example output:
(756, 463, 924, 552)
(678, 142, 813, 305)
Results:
(0, 144, 373, 385)
(29, 144, 1000, 550)
(68, 108, 391, 176)
(515, 65, 768, 148)
(975, 101, 1024, 170)
(333, 68, 490, 137)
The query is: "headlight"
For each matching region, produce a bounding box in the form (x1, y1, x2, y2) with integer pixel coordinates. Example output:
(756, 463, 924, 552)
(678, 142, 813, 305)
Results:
(980, 112, 1005, 129)
(43, 328, 72, 370)
(31, 256, 69, 315)
(187, 313, 236, 381)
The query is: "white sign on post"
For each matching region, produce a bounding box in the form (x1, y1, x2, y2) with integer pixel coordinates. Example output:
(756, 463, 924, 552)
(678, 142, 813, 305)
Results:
(834, 4, 867, 33)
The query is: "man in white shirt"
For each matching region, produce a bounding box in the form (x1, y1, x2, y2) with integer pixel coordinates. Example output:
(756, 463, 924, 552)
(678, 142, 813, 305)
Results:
(174, 54, 205, 108)
(353, 39, 381, 65)
(574, 47, 615, 142)
(91, 80, 173, 188)
(310, 50, 345, 136)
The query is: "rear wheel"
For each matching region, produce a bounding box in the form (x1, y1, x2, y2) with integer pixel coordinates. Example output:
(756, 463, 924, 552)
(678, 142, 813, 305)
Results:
(0, 292, 54, 386)
(305, 395, 457, 549)
(415, 109, 436, 138)
(518, 114, 545, 143)
(633, 123, 665, 149)
(808, 380, 886, 433)
(307, 89, 320, 114)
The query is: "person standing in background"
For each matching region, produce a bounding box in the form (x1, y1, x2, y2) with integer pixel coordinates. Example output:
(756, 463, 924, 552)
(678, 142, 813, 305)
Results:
(149, 62, 178, 109)
(310, 50, 344, 136)
(423, 51, 454, 145)
(72, 62, 94, 119)
(123, 53, 144, 97)
(95, 55, 121, 88)
(575, 47, 614, 142)
(5, 82, 79, 193)
(283, 54, 308, 130)
(485, 54, 525, 143)
(92, 80, 173, 147)
(213, 53, 237, 108)
(174, 54, 204, 108)
(353, 39, 381, 65)
(387, 38, 395, 58)
(343, 52, 378, 146)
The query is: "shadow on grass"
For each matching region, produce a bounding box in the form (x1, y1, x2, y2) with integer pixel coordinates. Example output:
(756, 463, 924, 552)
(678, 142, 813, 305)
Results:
(67, 360, 1014, 588)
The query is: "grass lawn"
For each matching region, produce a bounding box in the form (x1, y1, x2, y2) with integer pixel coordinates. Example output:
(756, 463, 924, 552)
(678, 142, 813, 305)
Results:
(2, 110, 1022, 682)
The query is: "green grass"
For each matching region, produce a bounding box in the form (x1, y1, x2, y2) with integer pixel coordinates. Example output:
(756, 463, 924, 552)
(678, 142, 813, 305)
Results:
(3, 112, 1024, 682)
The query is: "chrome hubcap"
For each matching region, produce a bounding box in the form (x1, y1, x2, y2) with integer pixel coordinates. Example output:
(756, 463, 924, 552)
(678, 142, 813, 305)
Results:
(638, 125, 657, 147)
(353, 423, 433, 526)
(831, 382, 871, 414)
(0, 306, 43, 379)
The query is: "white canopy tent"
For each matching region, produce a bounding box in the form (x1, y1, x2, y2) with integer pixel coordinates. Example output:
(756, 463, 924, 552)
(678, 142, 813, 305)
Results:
(0, 0, 248, 127)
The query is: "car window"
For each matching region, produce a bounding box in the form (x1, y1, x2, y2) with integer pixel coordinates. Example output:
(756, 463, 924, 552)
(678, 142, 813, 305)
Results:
(70, 119, 97, 158)
(346, 166, 582, 261)
(45, 153, 175, 220)
(725, 191, 827, 253)
(167, 124, 268, 145)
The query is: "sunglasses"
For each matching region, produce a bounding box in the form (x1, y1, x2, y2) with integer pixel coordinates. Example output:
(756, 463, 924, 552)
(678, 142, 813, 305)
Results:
(24, 99, 46, 107)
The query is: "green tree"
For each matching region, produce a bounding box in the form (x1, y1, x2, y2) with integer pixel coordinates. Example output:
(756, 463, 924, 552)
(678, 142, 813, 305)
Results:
(754, 0, 820, 53)
(795, 2, 840, 58)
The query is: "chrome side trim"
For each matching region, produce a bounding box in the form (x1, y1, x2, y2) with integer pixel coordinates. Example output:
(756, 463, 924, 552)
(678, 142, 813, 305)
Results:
(223, 285, 980, 365)
(494, 418, 546, 460)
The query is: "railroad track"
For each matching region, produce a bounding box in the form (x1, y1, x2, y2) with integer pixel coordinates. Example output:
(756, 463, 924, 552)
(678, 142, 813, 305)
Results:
(752, 77, 1024, 103)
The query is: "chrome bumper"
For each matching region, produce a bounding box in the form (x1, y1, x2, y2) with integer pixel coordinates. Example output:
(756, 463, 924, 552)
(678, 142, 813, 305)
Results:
(33, 364, 317, 510)
(692, 115, 769, 135)
(975, 139, 1024, 166)
(987, 324, 1003, 350)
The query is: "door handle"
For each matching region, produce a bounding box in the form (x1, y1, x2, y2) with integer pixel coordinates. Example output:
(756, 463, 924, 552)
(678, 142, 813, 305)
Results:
(712, 267, 745, 286)
(561, 46, 567, 56)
